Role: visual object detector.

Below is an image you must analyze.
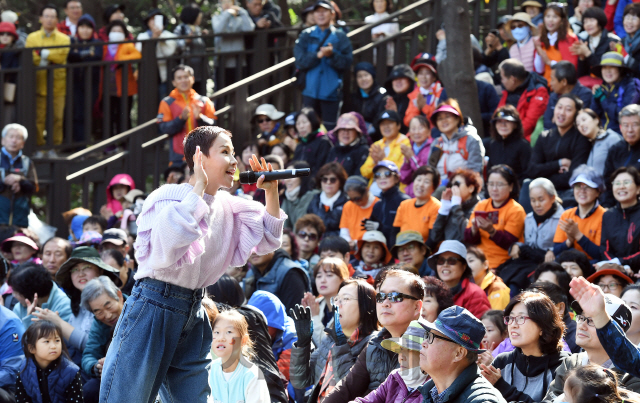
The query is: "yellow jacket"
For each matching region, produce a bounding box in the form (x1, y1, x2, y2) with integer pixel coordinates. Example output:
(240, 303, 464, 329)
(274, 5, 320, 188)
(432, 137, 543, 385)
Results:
(478, 271, 511, 310)
(26, 29, 71, 96)
(360, 134, 410, 191)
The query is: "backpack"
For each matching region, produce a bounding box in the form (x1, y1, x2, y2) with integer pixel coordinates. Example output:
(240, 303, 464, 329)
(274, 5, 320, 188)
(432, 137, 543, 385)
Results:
(428, 135, 469, 171)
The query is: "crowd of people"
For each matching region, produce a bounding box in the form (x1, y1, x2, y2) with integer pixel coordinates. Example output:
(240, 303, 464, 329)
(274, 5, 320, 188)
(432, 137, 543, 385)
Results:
(4, 0, 640, 402)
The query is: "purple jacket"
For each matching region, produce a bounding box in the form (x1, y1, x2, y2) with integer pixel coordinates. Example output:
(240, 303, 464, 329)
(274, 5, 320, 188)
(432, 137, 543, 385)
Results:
(400, 139, 433, 198)
(352, 369, 426, 403)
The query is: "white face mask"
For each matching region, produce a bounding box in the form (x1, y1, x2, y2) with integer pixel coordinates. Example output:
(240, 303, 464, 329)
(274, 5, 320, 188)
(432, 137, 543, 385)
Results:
(108, 31, 125, 42)
(399, 366, 428, 389)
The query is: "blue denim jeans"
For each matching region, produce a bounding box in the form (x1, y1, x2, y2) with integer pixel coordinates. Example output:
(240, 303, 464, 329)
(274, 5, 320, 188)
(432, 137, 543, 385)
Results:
(99, 278, 212, 403)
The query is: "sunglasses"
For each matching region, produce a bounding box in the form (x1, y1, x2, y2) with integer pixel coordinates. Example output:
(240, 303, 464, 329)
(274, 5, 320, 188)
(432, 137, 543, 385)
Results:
(257, 118, 272, 124)
(436, 257, 463, 266)
(375, 292, 419, 304)
(297, 231, 318, 241)
(321, 176, 338, 184)
(374, 171, 395, 179)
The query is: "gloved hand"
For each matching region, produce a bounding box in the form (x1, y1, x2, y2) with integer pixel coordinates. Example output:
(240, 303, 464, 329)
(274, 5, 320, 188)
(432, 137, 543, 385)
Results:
(361, 218, 380, 231)
(290, 304, 313, 348)
(325, 304, 348, 346)
(39, 49, 50, 67)
(593, 85, 605, 103)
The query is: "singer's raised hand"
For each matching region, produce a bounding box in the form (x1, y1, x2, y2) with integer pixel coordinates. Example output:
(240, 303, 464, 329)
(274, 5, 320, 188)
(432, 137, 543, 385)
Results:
(249, 155, 276, 191)
(192, 146, 208, 197)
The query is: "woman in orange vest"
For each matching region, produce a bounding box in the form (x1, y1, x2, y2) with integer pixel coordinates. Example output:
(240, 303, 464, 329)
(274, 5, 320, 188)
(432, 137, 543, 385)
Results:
(534, 3, 578, 82)
(100, 20, 141, 136)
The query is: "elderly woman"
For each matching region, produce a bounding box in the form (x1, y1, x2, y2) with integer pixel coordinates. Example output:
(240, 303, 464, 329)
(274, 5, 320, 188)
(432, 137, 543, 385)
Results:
(427, 240, 491, 318)
(326, 113, 370, 177)
(339, 176, 379, 249)
(33, 247, 122, 366)
(290, 278, 378, 402)
(553, 165, 606, 260)
(498, 177, 565, 294)
(307, 162, 349, 238)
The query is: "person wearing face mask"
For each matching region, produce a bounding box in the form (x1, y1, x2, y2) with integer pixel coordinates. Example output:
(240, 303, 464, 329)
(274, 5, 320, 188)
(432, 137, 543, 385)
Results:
(350, 320, 429, 403)
(507, 13, 537, 72)
(99, 20, 141, 137)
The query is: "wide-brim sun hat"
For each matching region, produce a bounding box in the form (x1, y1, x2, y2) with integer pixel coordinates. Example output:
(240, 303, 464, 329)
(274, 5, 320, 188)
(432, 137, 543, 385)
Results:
(333, 114, 362, 134)
(381, 318, 429, 352)
(56, 246, 123, 289)
(355, 230, 393, 263)
(253, 104, 285, 121)
(418, 306, 486, 353)
(591, 52, 635, 78)
(427, 240, 467, 271)
(586, 268, 634, 287)
(521, 0, 543, 9)
(508, 12, 537, 29)
(1, 235, 38, 253)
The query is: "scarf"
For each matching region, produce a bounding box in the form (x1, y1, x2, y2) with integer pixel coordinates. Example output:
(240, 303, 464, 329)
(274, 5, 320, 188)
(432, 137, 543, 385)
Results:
(533, 201, 558, 225)
(317, 328, 362, 400)
(624, 31, 640, 54)
(548, 31, 558, 46)
(401, 366, 429, 389)
(300, 130, 320, 144)
(285, 186, 300, 201)
(320, 190, 342, 210)
(419, 82, 442, 107)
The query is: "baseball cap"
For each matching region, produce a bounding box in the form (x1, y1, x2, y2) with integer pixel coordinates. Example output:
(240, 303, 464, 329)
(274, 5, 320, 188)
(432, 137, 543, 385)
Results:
(313, 0, 334, 11)
(572, 294, 632, 332)
(377, 110, 401, 124)
(418, 306, 486, 352)
(427, 240, 467, 271)
(373, 160, 399, 175)
(101, 228, 128, 246)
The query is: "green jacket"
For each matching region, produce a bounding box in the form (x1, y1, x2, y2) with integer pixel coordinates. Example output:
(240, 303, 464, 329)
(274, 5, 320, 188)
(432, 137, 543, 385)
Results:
(282, 189, 319, 230)
(542, 351, 640, 402)
(420, 363, 507, 403)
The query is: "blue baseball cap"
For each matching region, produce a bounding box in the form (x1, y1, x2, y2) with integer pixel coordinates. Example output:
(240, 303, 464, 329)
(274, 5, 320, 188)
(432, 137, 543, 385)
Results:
(418, 306, 486, 353)
(373, 160, 399, 174)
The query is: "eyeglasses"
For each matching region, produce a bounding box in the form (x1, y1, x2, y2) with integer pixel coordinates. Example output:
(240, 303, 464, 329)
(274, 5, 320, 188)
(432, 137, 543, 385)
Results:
(70, 265, 94, 275)
(397, 243, 418, 254)
(375, 292, 419, 304)
(321, 176, 338, 184)
(297, 231, 318, 241)
(257, 118, 272, 124)
(331, 295, 358, 305)
(624, 14, 640, 21)
(436, 257, 463, 266)
(597, 282, 621, 291)
(425, 330, 457, 345)
(503, 315, 532, 325)
(374, 171, 395, 179)
(576, 314, 596, 327)
(613, 180, 634, 187)
(487, 182, 509, 188)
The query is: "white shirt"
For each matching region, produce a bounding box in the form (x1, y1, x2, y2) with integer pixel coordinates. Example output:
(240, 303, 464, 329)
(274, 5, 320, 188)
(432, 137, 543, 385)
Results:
(65, 17, 77, 37)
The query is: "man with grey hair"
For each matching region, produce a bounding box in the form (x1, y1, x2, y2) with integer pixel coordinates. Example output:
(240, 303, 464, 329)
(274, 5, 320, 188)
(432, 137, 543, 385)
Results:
(603, 104, 640, 206)
(0, 123, 37, 227)
(80, 276, 126, 403)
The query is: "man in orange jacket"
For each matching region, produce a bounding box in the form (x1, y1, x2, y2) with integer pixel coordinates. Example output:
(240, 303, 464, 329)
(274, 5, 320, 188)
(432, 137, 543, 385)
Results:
(157, 64, 216, 165)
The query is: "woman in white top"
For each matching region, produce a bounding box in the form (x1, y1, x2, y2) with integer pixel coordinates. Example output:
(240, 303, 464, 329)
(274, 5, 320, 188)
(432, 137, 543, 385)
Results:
(212, 0, 255, 85)
(365, 0, 399, 68)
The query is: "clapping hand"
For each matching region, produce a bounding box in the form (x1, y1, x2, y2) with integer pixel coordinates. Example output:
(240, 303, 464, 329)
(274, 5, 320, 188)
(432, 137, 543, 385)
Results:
(369, 144, 385, 163)
(290, 304, 313, 347)
(477, 341, 496, 367)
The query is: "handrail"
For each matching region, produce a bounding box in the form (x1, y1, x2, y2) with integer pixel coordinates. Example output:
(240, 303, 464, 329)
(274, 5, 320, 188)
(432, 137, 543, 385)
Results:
(65, 119, 156, 161)
(348, 0, 431, 36)
(66, 151, 127, 180)
(353, 17, 432, 55)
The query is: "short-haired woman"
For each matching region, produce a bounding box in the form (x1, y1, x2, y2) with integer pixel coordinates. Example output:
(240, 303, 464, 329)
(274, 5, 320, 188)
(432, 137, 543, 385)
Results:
(479, 291, 569, 402)
(307, 162, 349, 237)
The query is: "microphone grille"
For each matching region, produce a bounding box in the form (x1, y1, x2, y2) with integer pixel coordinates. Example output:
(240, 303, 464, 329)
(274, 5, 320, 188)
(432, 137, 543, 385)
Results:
(239, 171, 253, 184)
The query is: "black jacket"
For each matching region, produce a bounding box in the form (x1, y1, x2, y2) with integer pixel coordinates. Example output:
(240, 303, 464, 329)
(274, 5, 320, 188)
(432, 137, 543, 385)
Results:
(526, 126, 592, 190)
(326, 137, 370, 177)
(346, 84, 390, 125)
(292, 131, 333, 177)
(306, 191, 348, 237)
(370, 186, 410, 247)
(384, 64, 416, 133)
(603, 140, 640, 206)
(493, 347, 570, 403)
(486, 133, 532, 181)
(601, 202, 640, 271)
(421, 363, 507, 403)
(216, 303, 288, 403)
(577, 30, 620, 78)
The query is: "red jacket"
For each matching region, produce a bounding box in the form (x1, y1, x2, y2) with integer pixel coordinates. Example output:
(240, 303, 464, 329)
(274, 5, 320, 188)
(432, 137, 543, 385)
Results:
(497, 73, 549, 141)
(453, 278, 491, 319)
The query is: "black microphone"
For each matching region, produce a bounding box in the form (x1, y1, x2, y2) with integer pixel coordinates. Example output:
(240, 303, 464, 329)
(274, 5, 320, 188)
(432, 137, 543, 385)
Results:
(239, 168, 311, 184)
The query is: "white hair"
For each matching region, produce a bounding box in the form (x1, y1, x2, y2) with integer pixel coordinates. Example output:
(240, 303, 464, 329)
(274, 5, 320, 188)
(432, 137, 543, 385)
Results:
(529, 177, 558, 198)
(81, 276, 120, 311)
(2, 123, 28, 141)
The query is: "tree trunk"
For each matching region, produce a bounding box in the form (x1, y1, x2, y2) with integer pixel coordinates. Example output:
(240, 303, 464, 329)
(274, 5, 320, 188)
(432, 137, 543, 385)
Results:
(437, 0, 484, 137)
(278, 0, 291, 26)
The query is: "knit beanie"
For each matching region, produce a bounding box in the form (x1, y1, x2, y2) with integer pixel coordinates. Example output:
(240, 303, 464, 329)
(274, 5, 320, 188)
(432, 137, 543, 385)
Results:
(355, 62, 377, 80)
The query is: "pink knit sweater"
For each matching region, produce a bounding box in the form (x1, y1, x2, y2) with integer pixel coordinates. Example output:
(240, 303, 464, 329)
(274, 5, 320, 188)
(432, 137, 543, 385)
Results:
(133, 183, 287, 289)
